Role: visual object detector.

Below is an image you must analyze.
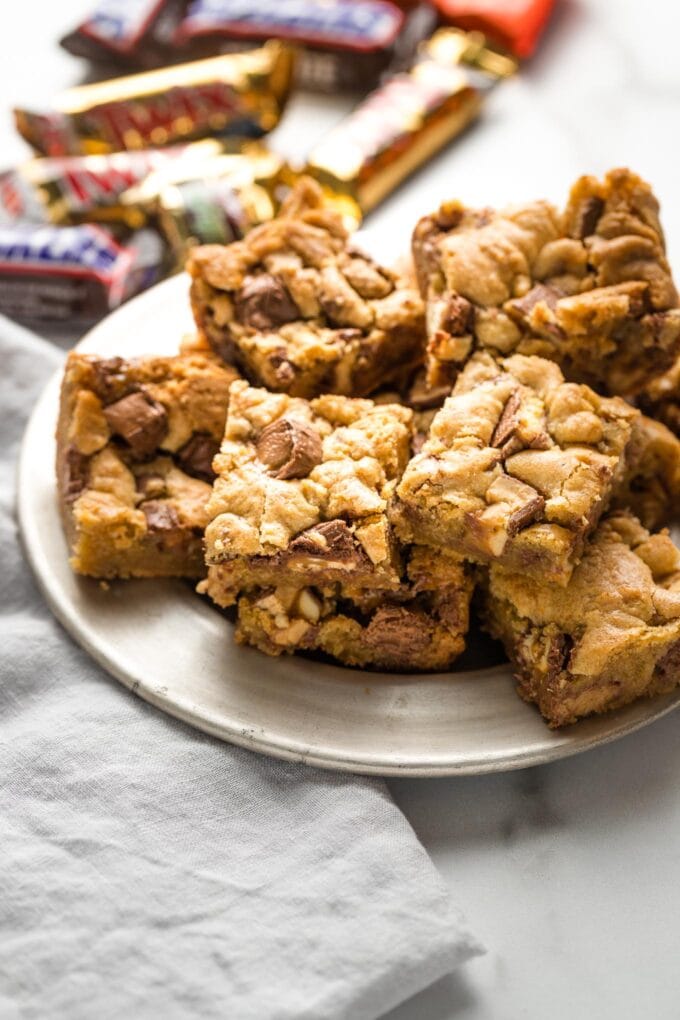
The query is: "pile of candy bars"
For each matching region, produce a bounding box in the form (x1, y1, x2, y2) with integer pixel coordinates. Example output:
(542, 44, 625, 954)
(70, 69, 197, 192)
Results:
(0, 0, 556, 327)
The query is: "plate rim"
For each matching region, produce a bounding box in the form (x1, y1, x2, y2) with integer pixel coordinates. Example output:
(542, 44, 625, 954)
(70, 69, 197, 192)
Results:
(16, 272, 680, 777)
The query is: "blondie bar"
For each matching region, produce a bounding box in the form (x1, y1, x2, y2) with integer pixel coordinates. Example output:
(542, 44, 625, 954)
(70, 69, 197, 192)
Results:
(200, 380, 413, 607)
(391, 351, 638, 584)
(639, 354, 680, 437)
(234, 547, 473, 672)
(187, 178, 425, 398)
(57, 352, 238, 578)
(612, 414, 680, 530)
(481, 511, 680, 726)
(413, 168, 680, 397)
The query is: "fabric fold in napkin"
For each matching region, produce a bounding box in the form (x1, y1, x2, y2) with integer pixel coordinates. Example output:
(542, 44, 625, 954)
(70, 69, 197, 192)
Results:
(0, 316, 481, 1020)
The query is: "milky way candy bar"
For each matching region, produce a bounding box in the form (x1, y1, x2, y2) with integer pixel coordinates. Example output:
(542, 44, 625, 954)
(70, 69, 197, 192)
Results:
(60, 0, 185, 68)
(173, 0, 425, 92)
(305, 28, 516, 222)
(14, 41, 294, 157)
(0, 223, 164, 324)
(0, 140, 233, 228)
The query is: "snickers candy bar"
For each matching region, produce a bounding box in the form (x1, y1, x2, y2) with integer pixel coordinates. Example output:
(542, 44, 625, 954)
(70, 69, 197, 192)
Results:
(60, 0, 185, 68)
(305, 28, 516, 221)
(14, 41, 294, 156)
(173, 0, 428, 92)
(0, 223, 164, 325)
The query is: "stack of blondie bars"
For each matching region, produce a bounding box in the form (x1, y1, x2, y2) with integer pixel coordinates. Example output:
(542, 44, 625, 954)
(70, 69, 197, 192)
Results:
(57, 171, 680, 726)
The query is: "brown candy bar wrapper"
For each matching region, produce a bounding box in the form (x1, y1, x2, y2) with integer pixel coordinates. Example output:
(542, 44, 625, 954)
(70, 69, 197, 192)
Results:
(173, 0, 436, 93)
(60, 0, 185, 68)
(0, 140, 234, 229)
(305, 28, 516, 222)
(14, 42, 294, 157)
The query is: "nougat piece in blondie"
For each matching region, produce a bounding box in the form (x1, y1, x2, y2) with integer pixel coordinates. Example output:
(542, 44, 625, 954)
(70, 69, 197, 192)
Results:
(234, 547, 473, 672)
(481, 511, 680, 727)
(199, 381, 413, 607)
(612, 414, 680, 530)
(187, 178, 425, 398)
(391, 352, 638, 585)
(57, 352, 238, 578)
(414, 168, 680, 397)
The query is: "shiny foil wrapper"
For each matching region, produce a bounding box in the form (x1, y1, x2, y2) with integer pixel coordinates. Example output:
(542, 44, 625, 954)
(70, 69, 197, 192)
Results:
(121, 145, 285, 264)
(304, 28, 517, 222)
(14, 41, 295, 157)
(0, 140, 233, 228)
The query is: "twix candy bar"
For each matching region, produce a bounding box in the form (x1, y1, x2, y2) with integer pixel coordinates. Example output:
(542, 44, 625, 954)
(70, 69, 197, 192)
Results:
(304, 28, 516, 223)
(0, 140, 232, 228)
(14, 41, 294, 157)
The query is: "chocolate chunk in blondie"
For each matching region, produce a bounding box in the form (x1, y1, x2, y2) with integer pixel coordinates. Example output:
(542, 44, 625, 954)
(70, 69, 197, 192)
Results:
(57, 352, 238, 578)
(391, 352, 638, 584)
(414, 168, 680, 396)
(199, 380, 413, 606)
(187, 177, 425, 398)
(612, 414, 680, 530)
(480, 511, 680, 726)
(234, 547, 473, 672)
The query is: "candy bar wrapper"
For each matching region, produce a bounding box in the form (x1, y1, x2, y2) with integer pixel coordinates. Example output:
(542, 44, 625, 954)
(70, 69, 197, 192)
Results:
(60, 0, 186, 68)
(14, 41, 294, 157)
(434, 0, 556, 58)
(173, 0, 435, 92)
(0, 223, 164, 325)
(121, 146, 285, 264)
(305, 28, 517, 222)
(0, 140, 237, 229)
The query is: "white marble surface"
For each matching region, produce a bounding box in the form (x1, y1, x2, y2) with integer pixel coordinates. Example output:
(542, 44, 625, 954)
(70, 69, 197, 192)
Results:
(3, 2, 680, 1017)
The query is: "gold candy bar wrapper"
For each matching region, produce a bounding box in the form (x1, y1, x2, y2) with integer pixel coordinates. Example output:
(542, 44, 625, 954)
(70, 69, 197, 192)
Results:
(305, 29, 517, 223)
(121, 145, 286, 266)
(14, 41, 295, 157)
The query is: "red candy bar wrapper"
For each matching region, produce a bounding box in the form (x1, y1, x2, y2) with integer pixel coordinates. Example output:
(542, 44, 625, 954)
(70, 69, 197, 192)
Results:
(60, 0, 185, 67)
(0, 223, 164, 325)
(434, 0, 555, 58)
(14, 42, 294, 156)
(173, 0, 434, 92)
(0, 140, 235, 228)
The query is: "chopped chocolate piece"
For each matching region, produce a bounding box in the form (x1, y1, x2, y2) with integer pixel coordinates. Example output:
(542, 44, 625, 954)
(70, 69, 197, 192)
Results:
(62, 444, 89, 502)
(256, 417, 323, 480)
(363, 606, 431, 664)
(444, 294, 474, 335)
(234, 274, 300, 330)
(574, 196, 604, 239)
(103, 391, 168, 458)
(142, 500, 181, 531)
(491, 390, 522, 449)
(176, 433, 219, 483)
(288, 520, 364, 561)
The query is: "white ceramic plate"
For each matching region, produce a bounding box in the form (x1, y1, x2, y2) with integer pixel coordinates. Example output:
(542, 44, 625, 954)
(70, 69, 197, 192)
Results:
(17, 256, 680, 776)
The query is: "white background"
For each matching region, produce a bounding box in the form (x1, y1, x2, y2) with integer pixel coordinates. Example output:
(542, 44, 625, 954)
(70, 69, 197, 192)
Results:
(3, 3, 680, 1017)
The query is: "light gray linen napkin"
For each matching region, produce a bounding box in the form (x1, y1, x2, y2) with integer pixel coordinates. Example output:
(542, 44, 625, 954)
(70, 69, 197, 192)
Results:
(0, 316, 481, 1020)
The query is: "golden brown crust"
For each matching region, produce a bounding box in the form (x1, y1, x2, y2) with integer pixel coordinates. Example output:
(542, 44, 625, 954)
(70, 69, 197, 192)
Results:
(187, 178, 425, 398)
(56, 352, 238, 578)
(415, 169, 680, 398)
(392, 351, 637, 584)
(481, 511, 680, 726)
